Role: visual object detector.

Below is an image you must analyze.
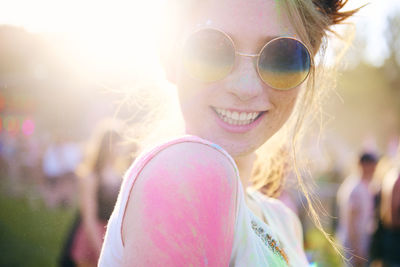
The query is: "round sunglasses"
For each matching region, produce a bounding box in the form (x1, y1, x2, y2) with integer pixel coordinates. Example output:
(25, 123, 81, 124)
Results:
(182, 28, 312, 90)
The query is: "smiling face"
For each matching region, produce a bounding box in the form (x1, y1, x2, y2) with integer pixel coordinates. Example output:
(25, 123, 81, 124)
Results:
(172, 0, 306, 157)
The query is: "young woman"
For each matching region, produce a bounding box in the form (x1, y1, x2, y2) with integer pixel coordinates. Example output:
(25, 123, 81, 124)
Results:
(99, 0, 358, 266)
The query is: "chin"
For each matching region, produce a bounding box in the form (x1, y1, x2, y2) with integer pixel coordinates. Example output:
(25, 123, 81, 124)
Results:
(225, 142, 260, 158)
(208, 134, 263, 158)
(185, 123, 269, 157)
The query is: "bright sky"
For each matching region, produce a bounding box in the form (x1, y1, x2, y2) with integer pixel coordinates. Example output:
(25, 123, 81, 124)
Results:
(0, 0, 166, 78)
(0, 0, 162, 33)
(0, 0, 399, 67)
(343, 0, 400, 66)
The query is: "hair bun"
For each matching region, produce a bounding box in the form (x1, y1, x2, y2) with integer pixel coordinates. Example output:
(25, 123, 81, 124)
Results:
(312, 0, 361, 25)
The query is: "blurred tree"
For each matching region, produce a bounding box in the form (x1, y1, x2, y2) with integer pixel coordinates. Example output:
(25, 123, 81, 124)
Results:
(0, 25, 145, 140)
(383, 11, 400, 89)
(323, 10, 400, 156)
(383, 11, 400, 134)
(0, 26, 101, 139)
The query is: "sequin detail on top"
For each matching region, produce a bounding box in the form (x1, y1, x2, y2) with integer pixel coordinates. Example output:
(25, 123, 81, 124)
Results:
(251, 220, 289, 265)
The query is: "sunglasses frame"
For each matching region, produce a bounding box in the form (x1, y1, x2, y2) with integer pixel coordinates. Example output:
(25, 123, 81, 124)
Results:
(182, 27, 313, 90)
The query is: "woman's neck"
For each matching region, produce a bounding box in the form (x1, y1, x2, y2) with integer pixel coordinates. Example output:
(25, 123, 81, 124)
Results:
(234, 152, 257, 189)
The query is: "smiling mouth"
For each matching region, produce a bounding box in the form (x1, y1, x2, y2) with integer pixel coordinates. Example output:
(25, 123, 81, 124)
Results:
(212, 107, 265, 126)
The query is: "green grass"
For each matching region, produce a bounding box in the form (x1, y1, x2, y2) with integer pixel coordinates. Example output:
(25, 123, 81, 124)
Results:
(305, 228, 343, 267)
(0, 185, 77, 267)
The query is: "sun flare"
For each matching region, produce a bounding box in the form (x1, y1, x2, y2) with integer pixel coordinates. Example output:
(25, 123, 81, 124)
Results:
(0, 0, 166, 77)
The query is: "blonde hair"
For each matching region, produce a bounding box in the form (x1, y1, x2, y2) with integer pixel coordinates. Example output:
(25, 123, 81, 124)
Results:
(249, 0, 360, 261)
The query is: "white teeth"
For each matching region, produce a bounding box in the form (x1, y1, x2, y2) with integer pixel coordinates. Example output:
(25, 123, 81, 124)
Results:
(232, 112, 239, 120)
(214, 107, 263, 126)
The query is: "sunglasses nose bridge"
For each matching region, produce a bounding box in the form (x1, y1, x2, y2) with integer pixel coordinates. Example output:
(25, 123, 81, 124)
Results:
(235, 51, 259, 58)
(235, 52, 259, 69)
(234, 51, 261, 81)
(226, 54, 265, 102)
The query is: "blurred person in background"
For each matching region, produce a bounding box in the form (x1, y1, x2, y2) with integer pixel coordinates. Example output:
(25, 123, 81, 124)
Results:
(0, 133, 25, 195)
(59, 119, 136, 267)
(336, 153, 378, 267)
(19, 135, 42, 184)
(370, 142, 400, 267)
(57, 135, 83, 208)
(0, 132, 10, 177)
(0, 133, 6, 176)
(369, 154, 395, 267)
(42, 134, 68, 207)
(42, 133, 82, 208)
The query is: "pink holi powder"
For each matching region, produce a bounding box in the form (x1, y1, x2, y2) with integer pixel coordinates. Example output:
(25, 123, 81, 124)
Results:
(141, 159, 236, 266)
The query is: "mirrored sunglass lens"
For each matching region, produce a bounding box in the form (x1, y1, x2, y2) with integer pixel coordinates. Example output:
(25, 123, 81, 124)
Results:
(258, 38, 311, 90)
(182, 29, 235, 82)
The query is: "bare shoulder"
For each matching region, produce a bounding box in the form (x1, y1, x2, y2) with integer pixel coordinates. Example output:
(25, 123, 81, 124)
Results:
(139, 140, 238, 182)
(128, 140, 239, 211)
(121, 140, 239, 266)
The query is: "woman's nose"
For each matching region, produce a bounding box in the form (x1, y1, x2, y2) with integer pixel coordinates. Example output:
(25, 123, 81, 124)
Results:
(225, 56, 265, 102)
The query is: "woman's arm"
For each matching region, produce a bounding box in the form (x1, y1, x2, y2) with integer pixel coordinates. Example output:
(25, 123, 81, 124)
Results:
(78, 173, 103, 256)
(121, 142, 238, 266)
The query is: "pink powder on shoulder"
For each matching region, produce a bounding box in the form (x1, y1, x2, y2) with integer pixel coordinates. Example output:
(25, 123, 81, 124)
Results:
(141, 157, 236, 266)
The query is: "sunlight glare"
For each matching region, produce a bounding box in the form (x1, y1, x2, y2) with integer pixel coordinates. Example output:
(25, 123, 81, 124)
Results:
(0, 0, 167, 79)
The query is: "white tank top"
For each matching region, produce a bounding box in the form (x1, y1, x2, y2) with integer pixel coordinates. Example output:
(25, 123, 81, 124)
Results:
(98, 135, 309, 266)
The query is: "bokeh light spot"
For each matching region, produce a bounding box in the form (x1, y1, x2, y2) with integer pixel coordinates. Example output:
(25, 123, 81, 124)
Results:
(5, 117, 18, 134)
(22, 118, 35, 136)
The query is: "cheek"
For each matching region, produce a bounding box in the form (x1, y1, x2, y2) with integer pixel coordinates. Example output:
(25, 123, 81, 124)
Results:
(269, 89, 300, 128)
(176, 77, 213, 128)
(281, 93, 298, 115)
(177, 71, 220, 111)
(177, 75, 198, 110)
(177, 66, 202, 100)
